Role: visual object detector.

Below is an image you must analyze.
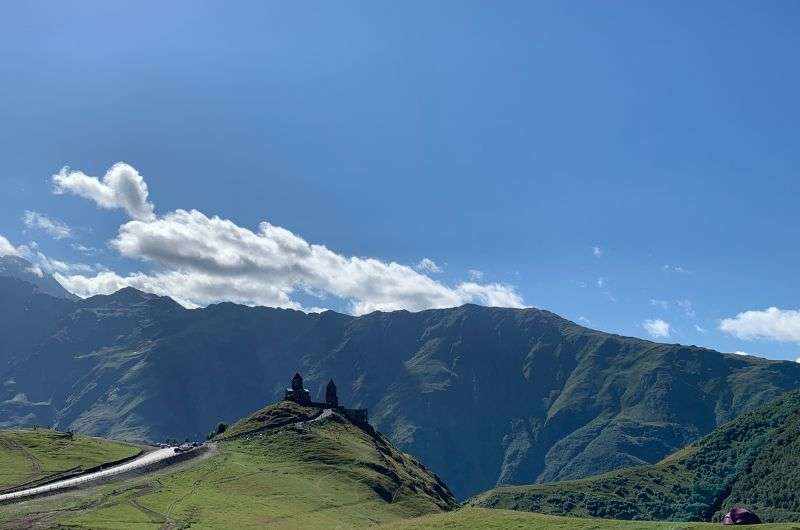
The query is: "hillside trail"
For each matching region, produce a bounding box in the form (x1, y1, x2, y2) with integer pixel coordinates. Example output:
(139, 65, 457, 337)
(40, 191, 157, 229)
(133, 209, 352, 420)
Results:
(0, 432, 44, 474)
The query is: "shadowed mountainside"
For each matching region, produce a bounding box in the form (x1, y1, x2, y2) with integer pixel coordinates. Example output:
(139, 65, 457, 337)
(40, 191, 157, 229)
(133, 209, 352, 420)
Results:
(469, 389, 800, 523)
(1, 255, 799, 498)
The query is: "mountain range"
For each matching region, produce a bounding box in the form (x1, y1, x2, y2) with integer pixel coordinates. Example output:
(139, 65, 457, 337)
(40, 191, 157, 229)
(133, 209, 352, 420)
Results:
(1, 255, 799, 499)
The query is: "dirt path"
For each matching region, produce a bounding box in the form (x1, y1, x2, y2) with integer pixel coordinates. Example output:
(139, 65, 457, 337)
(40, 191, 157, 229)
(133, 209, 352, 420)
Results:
(128, 483, 169, 524)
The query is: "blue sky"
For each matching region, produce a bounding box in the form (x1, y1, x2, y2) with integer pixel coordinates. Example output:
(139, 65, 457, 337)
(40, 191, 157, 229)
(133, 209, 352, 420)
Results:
(1, 1, 799, 360)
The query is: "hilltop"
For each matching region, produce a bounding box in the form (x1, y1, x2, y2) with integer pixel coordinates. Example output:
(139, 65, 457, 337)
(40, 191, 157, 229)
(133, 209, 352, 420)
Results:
(0, 400, 456, 528)
(469, 389, 800, 523)
(3, 257, 800, 498)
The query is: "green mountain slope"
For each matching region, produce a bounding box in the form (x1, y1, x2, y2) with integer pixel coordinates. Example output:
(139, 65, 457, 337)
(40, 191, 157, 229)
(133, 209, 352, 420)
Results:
(469, 389, 800, 522)
(0, 401, 456, 529)
(0, 428, 139, 491)
(377, 508, 800, 530)
(2, 262, 800, 498)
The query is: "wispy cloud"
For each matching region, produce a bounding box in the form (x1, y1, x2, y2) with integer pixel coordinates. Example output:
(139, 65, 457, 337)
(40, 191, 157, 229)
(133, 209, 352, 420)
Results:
(71, 243, 102, 256)
(592, 245, 603, 257)
(0, 233, 98, 276)
(415, 258, 442, 274)
(650, 299, 670, 310)
(468, 269, 484, 281)
(22, 211, 73, 240)
(676, 299, 696, 318)
(662, 264, 690, 274)
(649, 298, 696, 319)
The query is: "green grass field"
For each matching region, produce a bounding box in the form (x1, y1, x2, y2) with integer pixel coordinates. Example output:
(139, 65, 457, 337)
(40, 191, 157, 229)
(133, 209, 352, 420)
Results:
(378, 508, 800, 529)
(0, 428, 139, 491)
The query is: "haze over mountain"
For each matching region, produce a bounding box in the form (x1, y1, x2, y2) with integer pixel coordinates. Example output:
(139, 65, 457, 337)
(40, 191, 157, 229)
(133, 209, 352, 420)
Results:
(1, 256, 799, 499)
(0, 255, 76, 300)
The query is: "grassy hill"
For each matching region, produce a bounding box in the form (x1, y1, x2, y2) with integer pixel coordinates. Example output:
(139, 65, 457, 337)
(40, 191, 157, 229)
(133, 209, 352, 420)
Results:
(469, 389, 800, 523)
(378, 508, 800, 529)
(0, 428, 139, 491)
(0, 401, 456, 529)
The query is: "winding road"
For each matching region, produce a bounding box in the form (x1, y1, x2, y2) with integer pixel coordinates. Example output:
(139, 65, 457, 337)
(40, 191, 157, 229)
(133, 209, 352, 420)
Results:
(0, 446, 199, 504)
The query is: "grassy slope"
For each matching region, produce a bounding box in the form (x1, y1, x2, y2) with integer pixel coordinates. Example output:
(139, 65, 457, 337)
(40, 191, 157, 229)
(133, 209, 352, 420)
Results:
(1, 402, 455, 529)
(469, 389, 800, 523)
(378, 508, 800, 529)
(0, 428, 139, 491)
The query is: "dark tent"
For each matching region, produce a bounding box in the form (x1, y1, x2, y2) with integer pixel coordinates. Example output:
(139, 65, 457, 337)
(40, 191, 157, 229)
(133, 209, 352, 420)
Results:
(722, 507, 761, 525)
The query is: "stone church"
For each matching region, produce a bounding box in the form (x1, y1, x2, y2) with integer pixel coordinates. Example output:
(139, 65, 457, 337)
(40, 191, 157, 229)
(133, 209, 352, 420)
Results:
(284, 372, 368, 424)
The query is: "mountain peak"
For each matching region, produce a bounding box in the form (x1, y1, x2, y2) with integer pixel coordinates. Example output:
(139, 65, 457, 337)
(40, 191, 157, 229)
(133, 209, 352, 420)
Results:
(81, 286, 183, 310)
(0, 255, 77, 300)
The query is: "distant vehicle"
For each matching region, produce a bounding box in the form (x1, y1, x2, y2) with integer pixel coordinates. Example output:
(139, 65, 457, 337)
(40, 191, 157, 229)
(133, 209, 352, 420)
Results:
(174, 443, 195, 453)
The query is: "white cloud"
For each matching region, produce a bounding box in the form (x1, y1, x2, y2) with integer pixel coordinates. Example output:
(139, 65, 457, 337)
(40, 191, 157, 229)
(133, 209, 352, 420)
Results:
(643, 318, 670, 339)
(795, 357, 800, 363)
(0, 233, 95, 279)
(676, 299, 696, 318)
(662, 264, 690, 274)
(22, 210, 73, 240)
(720, 307, 800, 343)
(26, 264, 44, 277)
(54, 164, 526, 314)
(0, 234, 20, 257)
(32, 251, 97, 276)
(415, 258, 442, 274)
(52, 163, 155, 221)
(650, 299, 670, 310)
(597, 277, 606, 288)
(694, 324, 707, 334)
(592, 245, 603, 257)
(468, 269, 484, 281)
(577, 316, 591, 325)
(734, 350, 749, 356)
(72, 243, 102, 255)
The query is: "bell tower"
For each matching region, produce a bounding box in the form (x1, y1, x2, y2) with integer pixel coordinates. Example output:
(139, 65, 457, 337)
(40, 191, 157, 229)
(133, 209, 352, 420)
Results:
(284, 372, 311, 404)
(326, 379, 339, 407)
